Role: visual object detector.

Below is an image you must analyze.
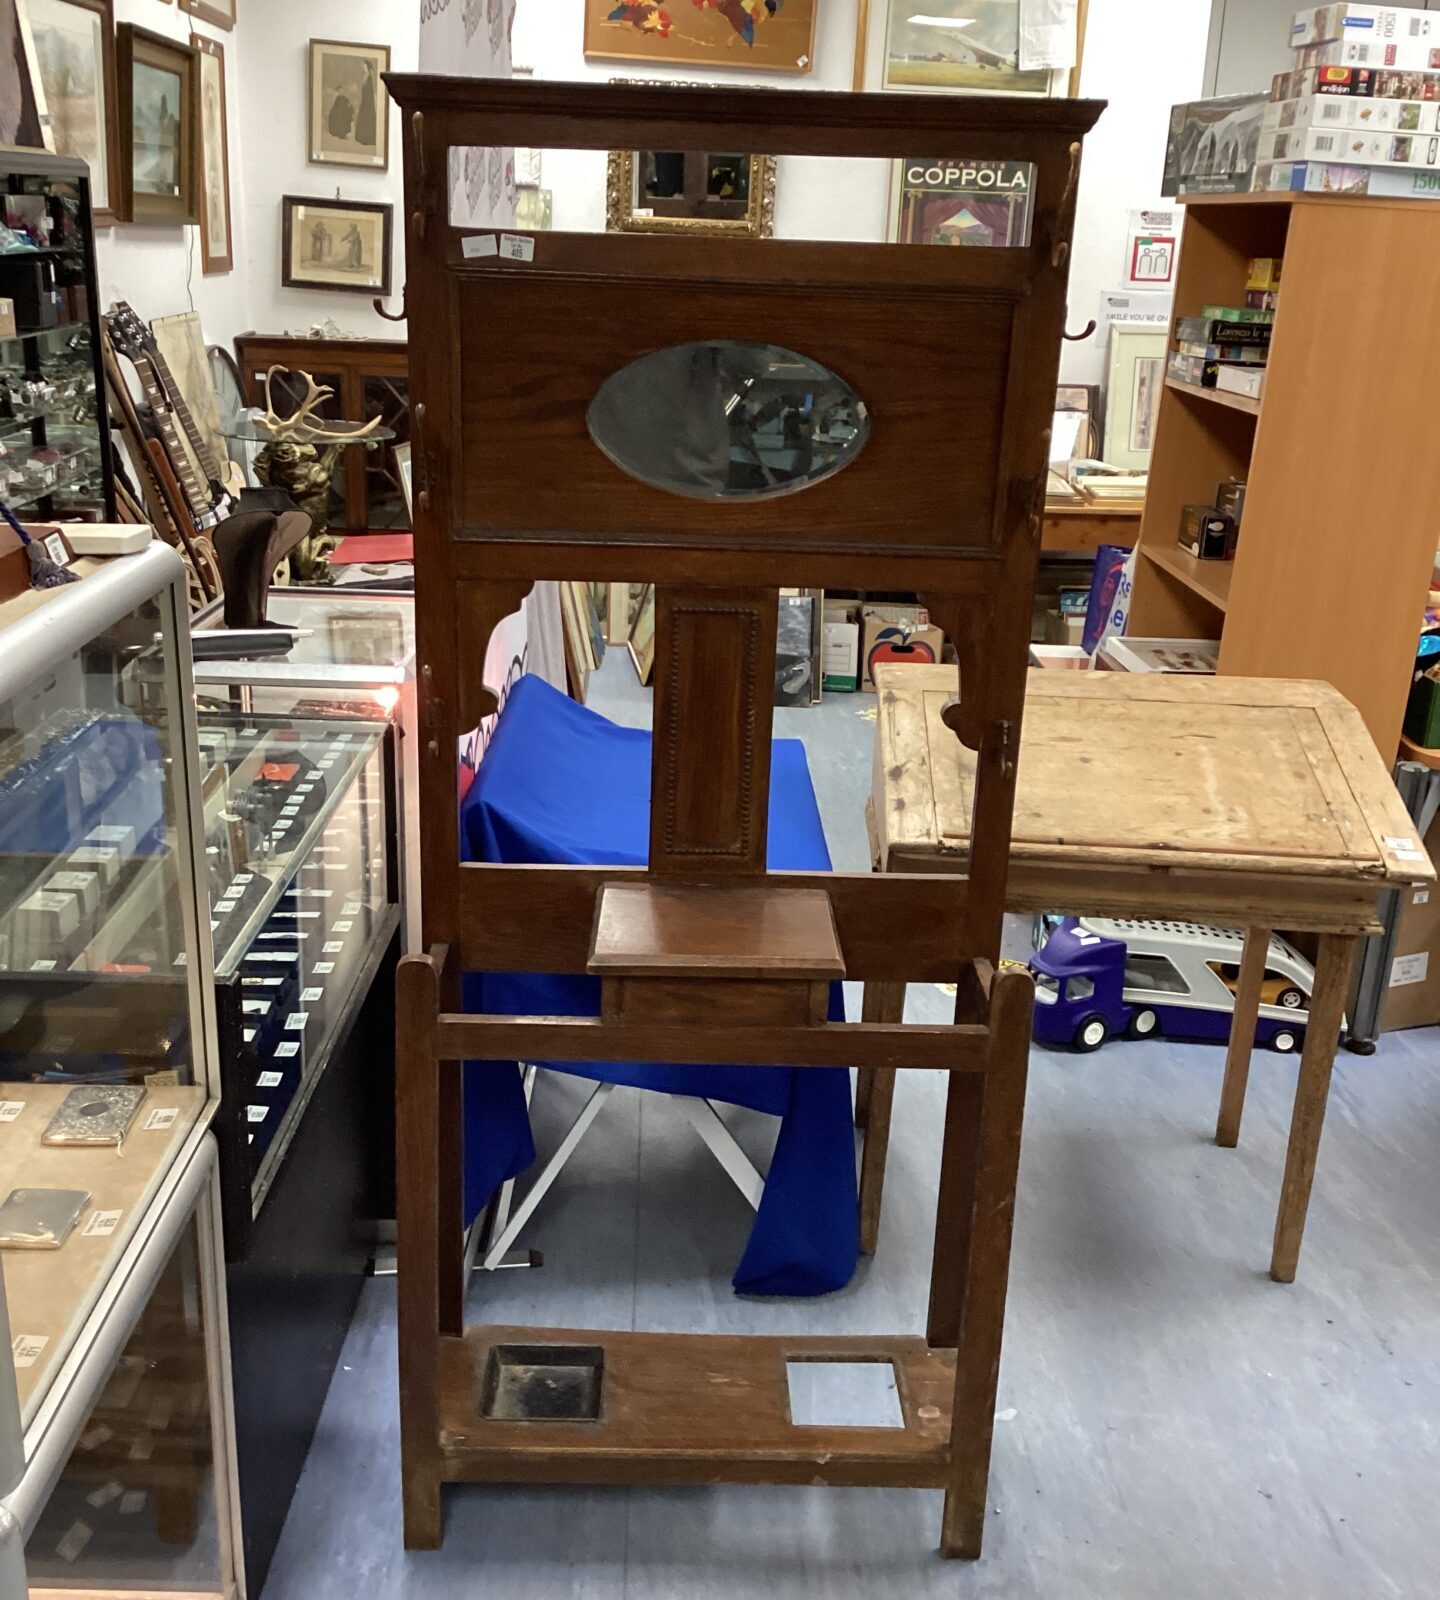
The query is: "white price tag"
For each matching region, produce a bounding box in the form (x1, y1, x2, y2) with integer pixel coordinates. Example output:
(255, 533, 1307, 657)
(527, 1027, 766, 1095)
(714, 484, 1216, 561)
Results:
(235, 873, 254, 884)
(285, 1011, 310, 1031)
(86, 1481, 123, 1510)
(143, 1107, 179, 1132)
(499, 233, 535, 262)
(247, 1104, 269, 1123)
(119, 1490, 147, 1515)
(1415, 890, 1431, 906)
(44, 532, 68, 566)
(83, 1209, 123, 1238)
(1391, 951, 1430, 987)
(302, 986, 324, 1003)
(30, 959, 56, 971)
(248, 951, 299, 964)
(243, 999, 270, 1015)
(343, 900, 362, 915)
(0, 1100, 24, 1122)
(334, 920, 354, 933)
(323, 941, 344, 954)
(313, 961, 335, 975)
(12, 1333, 48, 1367)
(297, 784, 314, 794)
(243, 975, 283, 986)
(243, 1028, 256, 1044)
(54, 1519, 92, 1563)
(462, 232, 498, 259)
(275, 1041, 300, 1059)
(257, 1070, 284, 1088)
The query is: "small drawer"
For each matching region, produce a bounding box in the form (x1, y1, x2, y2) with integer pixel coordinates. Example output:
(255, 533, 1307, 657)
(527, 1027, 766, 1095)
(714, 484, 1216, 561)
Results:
(601, 975, 829, 1028)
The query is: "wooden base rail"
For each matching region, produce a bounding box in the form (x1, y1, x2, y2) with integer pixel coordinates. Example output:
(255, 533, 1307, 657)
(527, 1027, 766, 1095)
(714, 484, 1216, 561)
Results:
(435, 1014, 989, 1071)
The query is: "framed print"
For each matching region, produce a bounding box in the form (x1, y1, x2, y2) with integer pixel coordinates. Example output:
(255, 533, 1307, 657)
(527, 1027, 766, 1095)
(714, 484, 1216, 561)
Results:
(191, 34, 231, 272)
(627, 584, 656, 687)
(394, 441, 413, 521)
(308, 38, 390, 171)
(888, 158, 1035, 247)
(281, 194, 393, 296)
(853, 0, 1089, 97)
(0, 0, 51, 148)
(607, 148, 776, 237)
(180, 0, 236, 30)
(25, 0, 120, 222)
(584, 0, 816, 75)
(1103, 323, 1168, 471)
(116, 24, 199, 224)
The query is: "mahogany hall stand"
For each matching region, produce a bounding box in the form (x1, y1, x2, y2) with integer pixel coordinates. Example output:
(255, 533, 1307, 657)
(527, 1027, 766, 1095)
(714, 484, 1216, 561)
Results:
(384, 75, 1103, 1559)
(858, 666, 1435, 1282)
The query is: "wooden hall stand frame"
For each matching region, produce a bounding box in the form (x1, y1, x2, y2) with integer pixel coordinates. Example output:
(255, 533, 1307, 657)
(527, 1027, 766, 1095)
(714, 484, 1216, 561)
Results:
(858, 667, 1436, 1282)
(384, 75, 1103, 1560)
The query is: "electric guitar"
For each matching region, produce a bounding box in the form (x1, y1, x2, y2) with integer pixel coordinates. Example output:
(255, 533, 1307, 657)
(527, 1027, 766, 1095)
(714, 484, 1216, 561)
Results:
(104, 302, 243, 531)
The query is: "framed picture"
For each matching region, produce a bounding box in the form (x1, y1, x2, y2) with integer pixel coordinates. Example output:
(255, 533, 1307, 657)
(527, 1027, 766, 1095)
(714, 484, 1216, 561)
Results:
(888, 158, 1036, 248)
(191, 34, 231, 272)
(853, 0, 1089, 97)
(584, 0, 816, 74)
(25, 0, 120, 223)
(1103, 323, 1168, 471)
(394, 441, 413, 521)
(281, 195, 393, 296)
(627, 584, 656, 688)
(116, 24, 199, 225)
(0, 0, 52, 149)
(180, 0, 236, 30)
(1053, 383, 1100, 463)
(607, 148, 776, 237)
(308, 38, 390, 171)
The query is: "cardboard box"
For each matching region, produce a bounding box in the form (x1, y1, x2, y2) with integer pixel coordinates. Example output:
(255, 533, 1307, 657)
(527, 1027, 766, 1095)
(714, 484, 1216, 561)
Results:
(1272, 64, 1380, 97)
(1044, 609, 1086, 646)
(1263, 93, 1408, 131)
(1274, 157, 1440, 193)
(1296, 32, 1440, 70)
(1178, 503, 1235, 561)
(860, 611, 945, 690)
(1095, 637, 1221, 674)
(1162, 94, 1267, 196)
(821, 603, 860, 693)
(1382, 809, 1440, 1030)
(1215, 364, 1268, 400)
(1029, 644, 1092, 669)
(1291, 5, 1434, 48)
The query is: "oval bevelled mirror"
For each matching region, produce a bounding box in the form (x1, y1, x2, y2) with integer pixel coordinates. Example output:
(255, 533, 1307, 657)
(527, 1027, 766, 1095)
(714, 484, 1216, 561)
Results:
(586, 340, 869, 501)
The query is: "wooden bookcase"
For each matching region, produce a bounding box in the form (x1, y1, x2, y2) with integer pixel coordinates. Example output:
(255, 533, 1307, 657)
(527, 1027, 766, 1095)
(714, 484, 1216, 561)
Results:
(1129, 192, 1440, 761)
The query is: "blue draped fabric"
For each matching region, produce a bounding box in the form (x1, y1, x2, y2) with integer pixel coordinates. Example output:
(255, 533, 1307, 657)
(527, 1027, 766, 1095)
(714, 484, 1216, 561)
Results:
(458, 674, 859, 1296)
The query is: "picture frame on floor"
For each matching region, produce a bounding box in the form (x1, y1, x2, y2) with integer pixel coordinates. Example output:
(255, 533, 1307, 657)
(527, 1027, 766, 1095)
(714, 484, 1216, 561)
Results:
(25, 0, 120, 222)
(627, 583, 656, 687)
(192, 33, 232, 273)
(308, 38, 390, 171)
(116, 23, 200, 224)
(280, 194, 393, 296)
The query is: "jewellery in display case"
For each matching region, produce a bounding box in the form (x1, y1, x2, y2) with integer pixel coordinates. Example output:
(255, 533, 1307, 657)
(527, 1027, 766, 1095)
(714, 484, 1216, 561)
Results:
(41, 1085, 147, 1148)
(0, 1186, 91, 1249)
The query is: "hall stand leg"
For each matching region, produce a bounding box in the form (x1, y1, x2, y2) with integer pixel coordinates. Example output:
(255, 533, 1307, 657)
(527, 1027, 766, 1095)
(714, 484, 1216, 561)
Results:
(858, 982, 906, 1253)
(1270, 933, 1362, 1285)
(941, 966, 1032, 1559)
(1215, 927, 1271, 1148)
(396, 946, 448, 1550)
(854, 1062, 874, 1130)
(436, 958, 464, 1336)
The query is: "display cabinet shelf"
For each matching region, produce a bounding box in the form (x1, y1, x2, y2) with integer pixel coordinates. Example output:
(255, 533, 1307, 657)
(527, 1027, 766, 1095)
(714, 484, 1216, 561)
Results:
(1162, 376, 1262, 418)
(1141, 542, 1232, 614)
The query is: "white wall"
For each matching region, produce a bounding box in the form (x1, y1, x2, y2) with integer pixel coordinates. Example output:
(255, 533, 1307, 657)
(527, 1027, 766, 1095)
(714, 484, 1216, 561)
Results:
(1063, 0, 1213, 384)
(94, 0, 250, 342)
(234, 0, 414, 339)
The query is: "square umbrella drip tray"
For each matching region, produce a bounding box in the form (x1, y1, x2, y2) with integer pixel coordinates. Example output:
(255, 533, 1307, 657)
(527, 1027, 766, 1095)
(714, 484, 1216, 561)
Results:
(480, 1343, 605, 1422)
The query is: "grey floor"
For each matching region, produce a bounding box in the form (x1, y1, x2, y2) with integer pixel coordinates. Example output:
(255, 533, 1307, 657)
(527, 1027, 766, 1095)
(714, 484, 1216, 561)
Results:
(262, 655, 1440, 1600)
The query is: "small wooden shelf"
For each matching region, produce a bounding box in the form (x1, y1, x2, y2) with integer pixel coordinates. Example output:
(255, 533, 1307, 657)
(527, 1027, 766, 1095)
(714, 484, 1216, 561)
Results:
(1398, 734, 1440, 772)
(1164, 376, 1262, 418)
(1142, 543, 1233, 613)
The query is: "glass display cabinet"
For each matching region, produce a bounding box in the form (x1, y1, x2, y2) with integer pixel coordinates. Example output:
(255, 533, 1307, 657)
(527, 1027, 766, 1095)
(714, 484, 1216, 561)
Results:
(197, 713, 398, 1255)
(192, 588, 418, 950)
(0, 152, 113, 524)
(0, 546, 242, 1599)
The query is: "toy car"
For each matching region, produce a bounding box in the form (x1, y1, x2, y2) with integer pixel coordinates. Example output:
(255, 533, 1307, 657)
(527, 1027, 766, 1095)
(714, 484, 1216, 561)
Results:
(1029, 916, 1316, 1053)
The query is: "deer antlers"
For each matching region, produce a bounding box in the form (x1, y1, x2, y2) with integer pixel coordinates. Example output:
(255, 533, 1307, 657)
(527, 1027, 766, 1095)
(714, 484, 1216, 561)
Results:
(260, 365, 383, 443)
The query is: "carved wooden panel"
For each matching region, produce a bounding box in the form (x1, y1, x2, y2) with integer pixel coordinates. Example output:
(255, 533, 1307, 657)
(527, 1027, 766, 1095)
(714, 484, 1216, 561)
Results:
(650, 586, 778, 874)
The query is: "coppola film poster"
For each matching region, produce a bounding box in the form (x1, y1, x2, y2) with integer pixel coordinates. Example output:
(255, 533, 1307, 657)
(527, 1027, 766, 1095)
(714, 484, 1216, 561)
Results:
(889, 159, 1036, 248)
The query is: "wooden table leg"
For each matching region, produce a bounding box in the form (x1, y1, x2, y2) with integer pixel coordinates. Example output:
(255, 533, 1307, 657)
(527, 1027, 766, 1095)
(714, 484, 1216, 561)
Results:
(854, 1059, 874, 1130)
(858, 982, 905, 1254)
(1270, 932, 1361, 1285)
(1215, 926, 1271, 1149)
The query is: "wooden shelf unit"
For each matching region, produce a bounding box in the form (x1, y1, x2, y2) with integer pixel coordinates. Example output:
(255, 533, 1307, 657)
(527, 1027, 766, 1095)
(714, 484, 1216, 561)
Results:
(1129, 193, 1440, 760)
(1162, 375, 1262, 417)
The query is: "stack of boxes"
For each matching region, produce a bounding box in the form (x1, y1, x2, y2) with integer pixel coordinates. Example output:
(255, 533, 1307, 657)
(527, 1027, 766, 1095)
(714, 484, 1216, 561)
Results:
(1257, 6, 1440, 195)
(1167, 257, 1280, 404)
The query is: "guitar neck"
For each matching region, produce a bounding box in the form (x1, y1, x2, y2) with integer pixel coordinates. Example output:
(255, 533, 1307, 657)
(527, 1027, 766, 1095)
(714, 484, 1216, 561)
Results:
(128, 352, 217, 528)
(150, 345, 222, 486)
